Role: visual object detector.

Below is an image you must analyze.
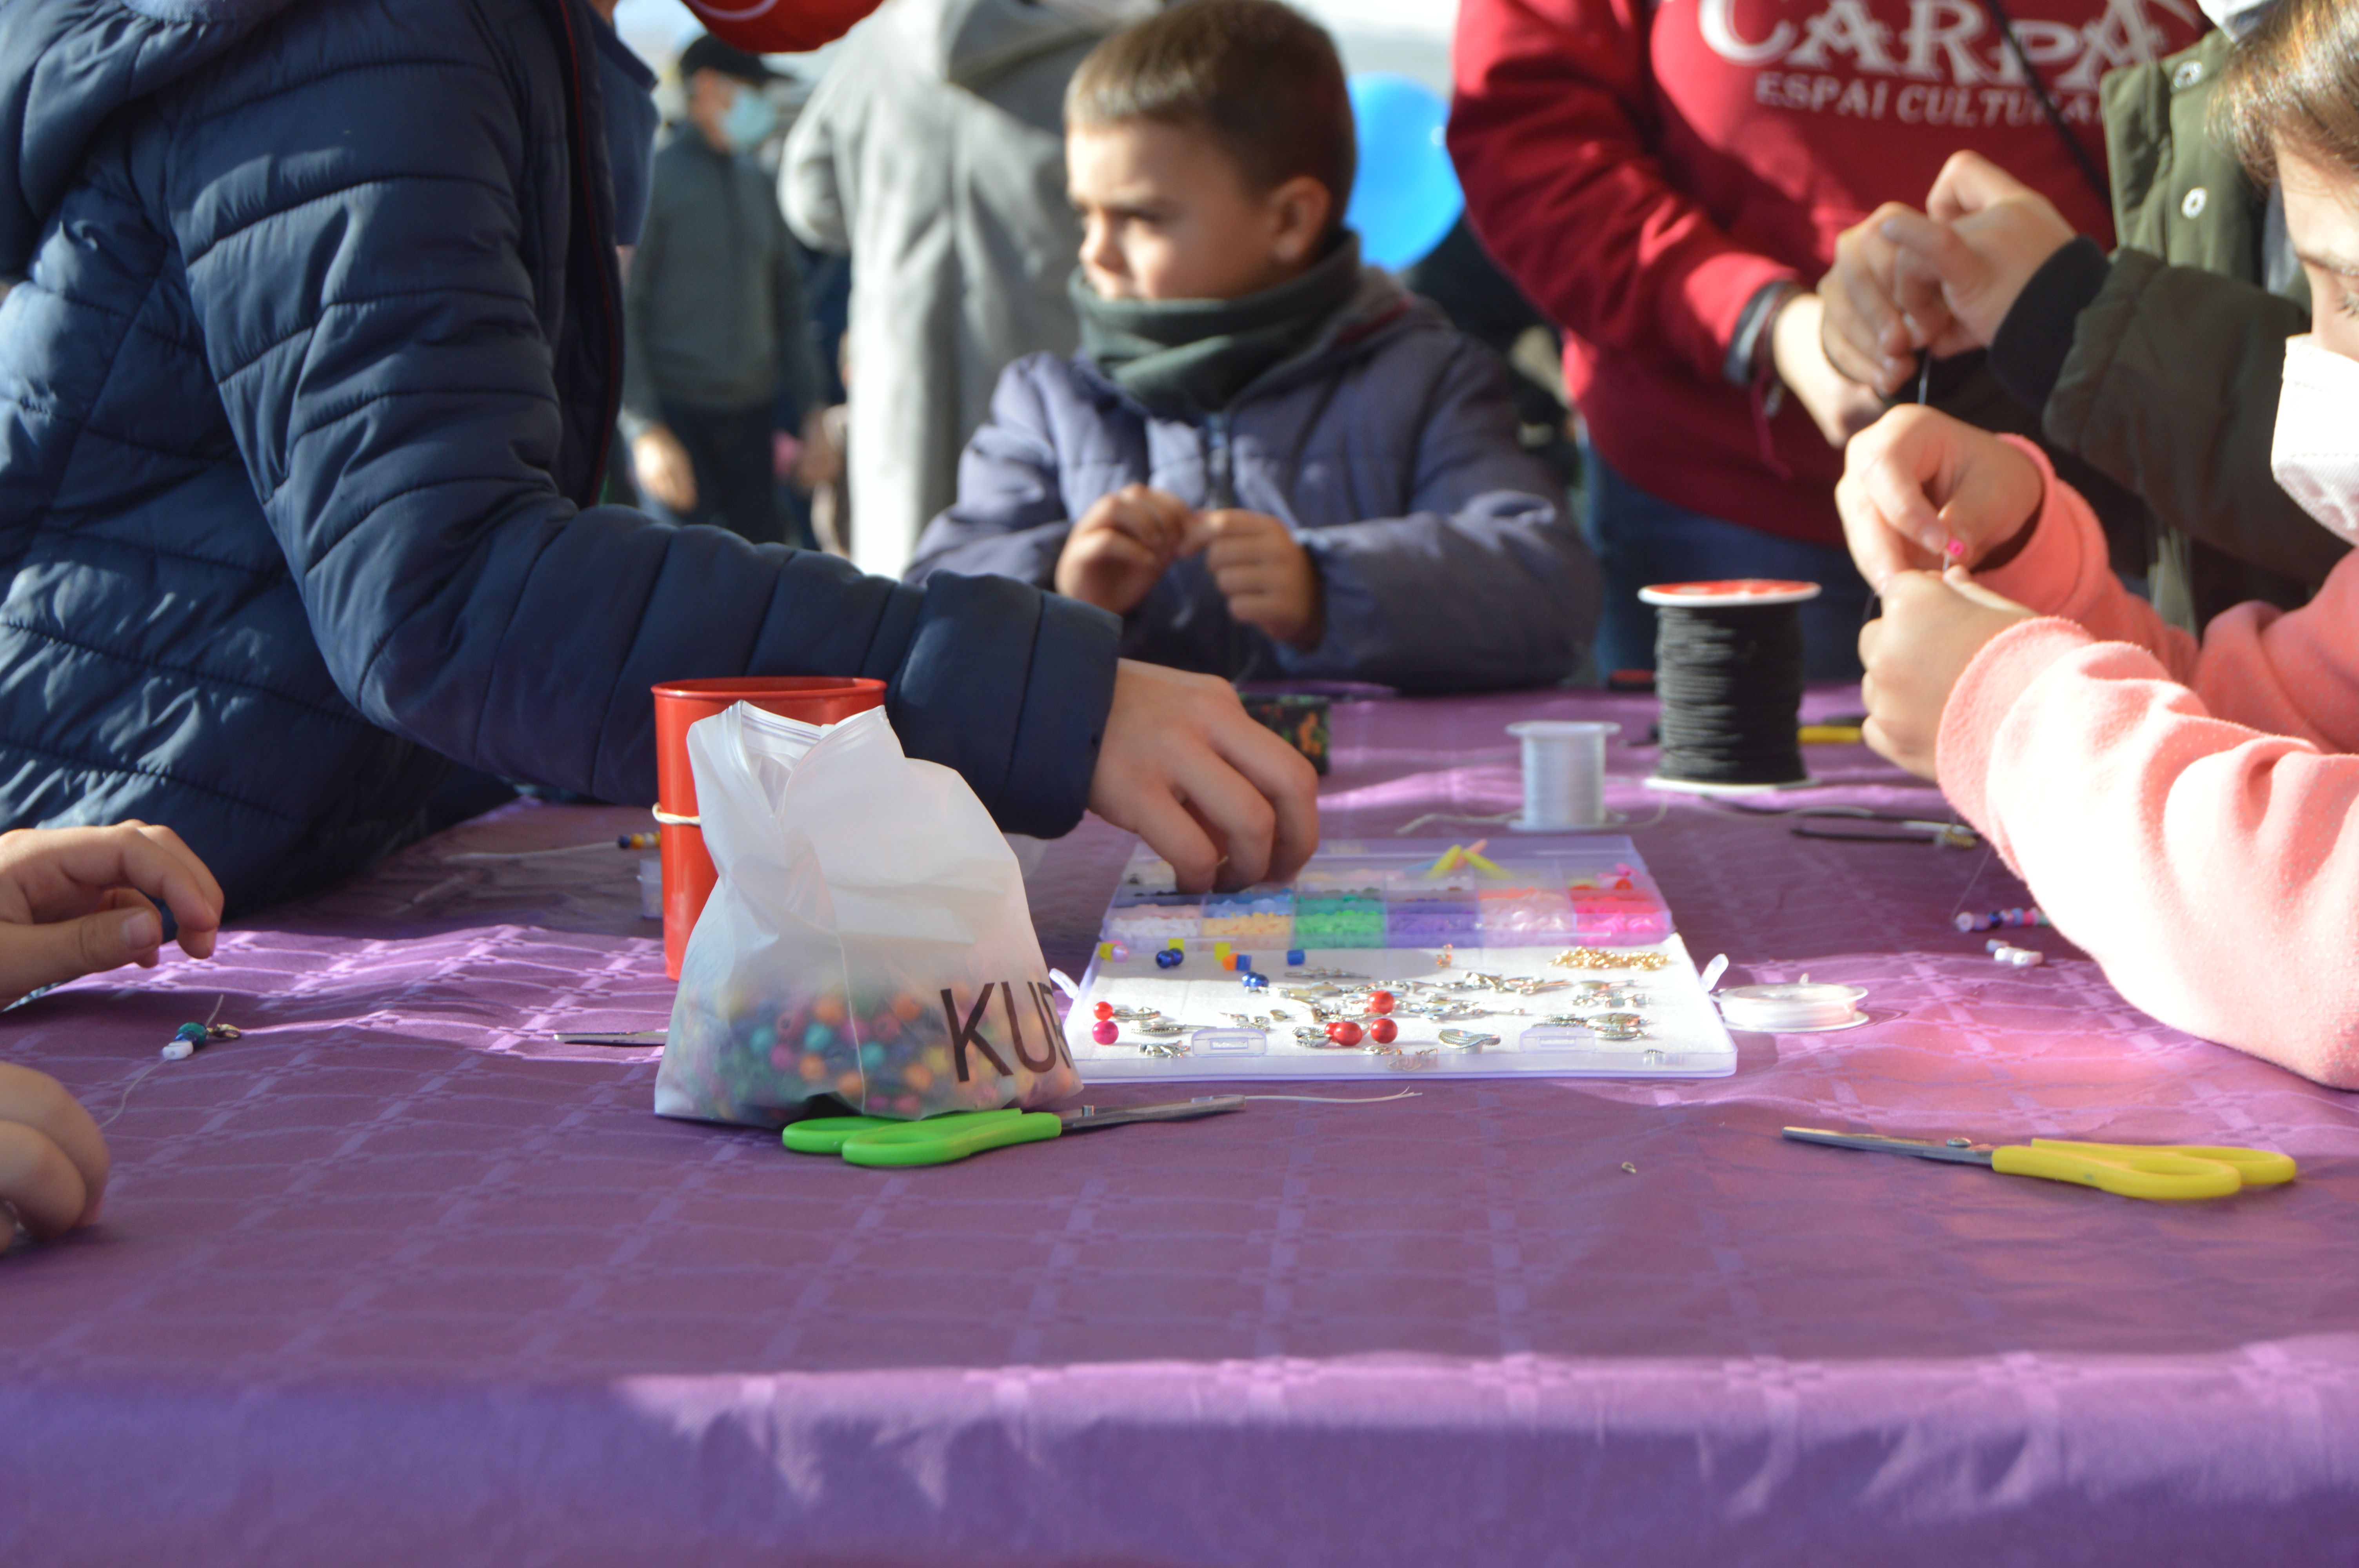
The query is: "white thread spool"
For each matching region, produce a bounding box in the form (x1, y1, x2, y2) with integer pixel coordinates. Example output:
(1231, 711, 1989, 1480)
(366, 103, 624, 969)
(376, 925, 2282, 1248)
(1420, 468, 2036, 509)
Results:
(1716, 980, 1868, 1032)
(1507, 720, 1619, 831)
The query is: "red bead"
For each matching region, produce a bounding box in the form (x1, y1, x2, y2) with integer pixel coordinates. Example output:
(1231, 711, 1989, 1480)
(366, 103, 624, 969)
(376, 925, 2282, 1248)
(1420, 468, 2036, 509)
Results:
(1367, 990, 1395, 1014)
(1369, 1018, 1398, 1045)
(1091, 1020, 1120, 1045)
(1327, 1020, 1364, 1047)
(1093, 1001, 1115, 1021)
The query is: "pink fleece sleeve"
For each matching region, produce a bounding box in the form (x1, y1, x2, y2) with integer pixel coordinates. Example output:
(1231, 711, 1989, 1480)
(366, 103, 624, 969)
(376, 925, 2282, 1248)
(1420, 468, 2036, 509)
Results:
(1938, 466, 2359, 1087)
(1972, 438, 2198, 681)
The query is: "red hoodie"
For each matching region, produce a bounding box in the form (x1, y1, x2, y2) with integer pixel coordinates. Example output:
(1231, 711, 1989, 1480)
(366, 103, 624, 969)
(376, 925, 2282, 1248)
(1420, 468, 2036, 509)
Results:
(1450, 0, 2207, 544)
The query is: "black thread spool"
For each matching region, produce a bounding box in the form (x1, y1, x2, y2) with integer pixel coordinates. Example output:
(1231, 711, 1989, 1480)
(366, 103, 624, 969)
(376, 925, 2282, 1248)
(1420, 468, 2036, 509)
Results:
(1640, 580, 1819, 791)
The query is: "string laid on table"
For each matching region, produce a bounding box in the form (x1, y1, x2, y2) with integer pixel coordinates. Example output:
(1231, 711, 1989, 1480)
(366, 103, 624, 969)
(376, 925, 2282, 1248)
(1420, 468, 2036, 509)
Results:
(1641, 580, 1818, 792)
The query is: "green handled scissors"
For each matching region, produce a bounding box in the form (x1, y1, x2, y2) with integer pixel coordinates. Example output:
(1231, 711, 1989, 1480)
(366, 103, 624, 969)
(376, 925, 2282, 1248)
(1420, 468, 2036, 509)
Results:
(785, 1095, 1246, 1168)
(1783, 1126, 2297, 1202)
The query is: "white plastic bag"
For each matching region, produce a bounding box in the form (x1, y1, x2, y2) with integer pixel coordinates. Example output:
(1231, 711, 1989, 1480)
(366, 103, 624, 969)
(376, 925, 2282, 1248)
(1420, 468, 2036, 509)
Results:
(656, 703, 1080, 1126)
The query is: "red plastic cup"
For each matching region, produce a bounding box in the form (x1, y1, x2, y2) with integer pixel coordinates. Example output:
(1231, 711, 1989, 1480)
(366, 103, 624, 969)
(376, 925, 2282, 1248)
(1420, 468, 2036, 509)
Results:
(651, 677, 887, 978)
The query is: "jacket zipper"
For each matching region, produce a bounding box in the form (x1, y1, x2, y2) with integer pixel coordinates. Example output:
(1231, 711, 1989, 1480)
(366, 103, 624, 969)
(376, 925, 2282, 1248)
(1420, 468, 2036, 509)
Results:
(1204, 412, 1234, 509)
(547, 0, 623, 506)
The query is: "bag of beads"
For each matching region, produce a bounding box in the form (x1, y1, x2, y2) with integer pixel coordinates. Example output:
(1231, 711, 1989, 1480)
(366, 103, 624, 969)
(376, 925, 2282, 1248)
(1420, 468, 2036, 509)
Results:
(656, 703, 1079, 1127)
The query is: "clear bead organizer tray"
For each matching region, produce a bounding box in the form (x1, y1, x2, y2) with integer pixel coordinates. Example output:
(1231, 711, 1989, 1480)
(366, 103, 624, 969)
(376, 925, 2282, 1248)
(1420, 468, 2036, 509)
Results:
(1064, 837, 1736, 1082)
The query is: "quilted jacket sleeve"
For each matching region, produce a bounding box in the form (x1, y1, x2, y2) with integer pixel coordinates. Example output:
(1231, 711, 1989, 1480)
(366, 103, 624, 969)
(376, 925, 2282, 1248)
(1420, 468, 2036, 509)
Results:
(905, 355, 1077, 590)
(164, 24, 1117, 835)
(1286, 337, 1597, 691)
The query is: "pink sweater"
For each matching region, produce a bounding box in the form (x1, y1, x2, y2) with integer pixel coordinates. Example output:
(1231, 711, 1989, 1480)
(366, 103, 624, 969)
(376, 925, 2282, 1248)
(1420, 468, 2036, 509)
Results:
(1941, 440, 2359, 1089)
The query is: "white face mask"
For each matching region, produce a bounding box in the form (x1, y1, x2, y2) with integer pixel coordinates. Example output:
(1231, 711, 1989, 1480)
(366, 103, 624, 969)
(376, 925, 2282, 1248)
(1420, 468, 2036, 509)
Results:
(2271, 335, 2359, 547)
(2199, 0, 2278, 39)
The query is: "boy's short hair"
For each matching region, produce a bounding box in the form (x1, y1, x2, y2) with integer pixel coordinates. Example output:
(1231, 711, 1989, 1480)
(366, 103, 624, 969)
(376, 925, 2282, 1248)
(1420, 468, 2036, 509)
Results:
(1068, 0, 1355, 226)
(2220, 0, 2359, 184)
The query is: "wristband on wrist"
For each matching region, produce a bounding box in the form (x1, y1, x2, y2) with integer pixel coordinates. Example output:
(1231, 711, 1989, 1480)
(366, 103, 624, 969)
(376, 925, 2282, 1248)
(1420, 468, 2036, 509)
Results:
(1726, 279, 1805, 393)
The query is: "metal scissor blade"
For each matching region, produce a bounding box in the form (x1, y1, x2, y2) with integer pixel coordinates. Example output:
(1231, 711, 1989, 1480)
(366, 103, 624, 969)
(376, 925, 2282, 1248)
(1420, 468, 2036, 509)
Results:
(1058, 1095, 1247, 1133)
(1782, 1126, 1997, 1167)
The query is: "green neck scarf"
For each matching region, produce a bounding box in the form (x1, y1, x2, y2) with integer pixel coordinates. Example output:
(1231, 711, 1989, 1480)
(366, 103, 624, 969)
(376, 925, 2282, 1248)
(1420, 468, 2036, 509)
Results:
(1073, 234, 1364, 419)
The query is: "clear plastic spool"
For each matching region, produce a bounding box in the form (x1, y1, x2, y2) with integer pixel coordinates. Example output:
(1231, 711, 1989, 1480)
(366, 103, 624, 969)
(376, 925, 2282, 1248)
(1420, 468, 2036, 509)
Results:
(1716, 981, 1868, 1032)
(1507, 720, 1619, 831)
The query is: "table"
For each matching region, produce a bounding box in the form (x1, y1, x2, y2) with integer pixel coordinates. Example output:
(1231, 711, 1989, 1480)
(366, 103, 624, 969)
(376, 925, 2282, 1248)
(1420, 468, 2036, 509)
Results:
(4, 689, 2358, 1566)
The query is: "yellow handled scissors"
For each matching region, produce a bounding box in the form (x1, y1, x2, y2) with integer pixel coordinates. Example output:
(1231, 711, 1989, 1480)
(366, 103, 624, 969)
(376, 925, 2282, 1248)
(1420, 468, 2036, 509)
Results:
(1783, 1126, 2297, 1201)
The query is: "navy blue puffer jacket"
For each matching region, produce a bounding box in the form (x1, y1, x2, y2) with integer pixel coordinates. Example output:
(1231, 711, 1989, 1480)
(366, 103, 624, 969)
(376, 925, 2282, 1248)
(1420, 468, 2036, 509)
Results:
(0, 0, 1118, 909)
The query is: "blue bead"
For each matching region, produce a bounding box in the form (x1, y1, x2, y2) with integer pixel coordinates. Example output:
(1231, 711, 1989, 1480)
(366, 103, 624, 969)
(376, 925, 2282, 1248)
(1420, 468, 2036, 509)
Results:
(1235, 955, 1253, 973)
(1155, 948, 1183, 970)
(1241, 972, 1269, 991)
(1286, 949, 1305, 966)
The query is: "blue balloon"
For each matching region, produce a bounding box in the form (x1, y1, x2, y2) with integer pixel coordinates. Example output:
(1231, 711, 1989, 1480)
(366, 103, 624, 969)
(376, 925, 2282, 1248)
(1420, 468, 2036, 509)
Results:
(1345, 74, 1464, 272)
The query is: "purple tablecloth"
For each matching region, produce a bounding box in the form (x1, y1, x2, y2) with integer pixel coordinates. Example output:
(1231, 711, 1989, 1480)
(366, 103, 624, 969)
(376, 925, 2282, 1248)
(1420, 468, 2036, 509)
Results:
(5, 689, 2358, 1566)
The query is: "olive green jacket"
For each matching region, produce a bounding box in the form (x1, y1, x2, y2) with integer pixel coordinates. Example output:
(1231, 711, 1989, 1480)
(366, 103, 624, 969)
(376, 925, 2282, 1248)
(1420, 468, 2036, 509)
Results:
(2044, 30, 2336, 630)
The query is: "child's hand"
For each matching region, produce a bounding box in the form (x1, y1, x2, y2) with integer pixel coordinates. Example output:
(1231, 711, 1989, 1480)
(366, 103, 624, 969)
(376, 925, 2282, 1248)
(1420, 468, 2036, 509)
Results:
(1837, 405, 2046, 590)
(1821, 201, 1966, 395)
(0, 1061, 109, 1251)
(1881, 152, 2079, 357)
(1183, 510, 1323, 648)
(0, 824, 225, 1001)
(1089, 659, 1319, 893)
(1858, 566, 2036, 778)
(1768, 292, 1890, 448)
(1055, 485, 1194, 614)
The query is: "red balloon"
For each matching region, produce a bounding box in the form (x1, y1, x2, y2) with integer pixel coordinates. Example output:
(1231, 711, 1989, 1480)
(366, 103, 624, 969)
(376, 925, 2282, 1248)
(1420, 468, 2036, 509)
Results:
(1369, 1018, 1398, 1045)
(1327, 1020, 1363, 1047)
(680, 0, 881, 54)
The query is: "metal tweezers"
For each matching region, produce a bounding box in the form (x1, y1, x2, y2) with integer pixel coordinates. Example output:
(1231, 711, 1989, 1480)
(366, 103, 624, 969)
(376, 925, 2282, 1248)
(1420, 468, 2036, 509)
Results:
(1729, 802, 1978, 848)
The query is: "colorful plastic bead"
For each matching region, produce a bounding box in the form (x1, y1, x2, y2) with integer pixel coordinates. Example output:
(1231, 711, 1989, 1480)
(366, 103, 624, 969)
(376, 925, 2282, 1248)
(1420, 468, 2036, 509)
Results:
(1367, 990, 1395, 1014)
(1156, 948, 1184, 970)
(1327, 1020, 1364, 1047)
(1093, 1000, 1115, 1021)
(1091, 1020, 1120, 1044)
(1369, 1018, 1398, 1045)
(1241, 972, 1269, 991)
(1109, 942, 1130, 962)
(1287, 949, 1306, 966)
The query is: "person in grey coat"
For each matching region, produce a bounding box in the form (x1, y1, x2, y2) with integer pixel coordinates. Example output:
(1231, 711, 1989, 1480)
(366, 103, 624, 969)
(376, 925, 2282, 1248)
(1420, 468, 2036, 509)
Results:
(623, 35, 820, 543)
(907, 0, 1597, 693)
(781, 0, 1156, 578)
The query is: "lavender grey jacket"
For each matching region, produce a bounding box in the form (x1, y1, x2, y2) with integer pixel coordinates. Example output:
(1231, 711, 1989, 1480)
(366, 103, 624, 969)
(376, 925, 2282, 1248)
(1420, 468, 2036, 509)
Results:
(906, 270, 1598, 691)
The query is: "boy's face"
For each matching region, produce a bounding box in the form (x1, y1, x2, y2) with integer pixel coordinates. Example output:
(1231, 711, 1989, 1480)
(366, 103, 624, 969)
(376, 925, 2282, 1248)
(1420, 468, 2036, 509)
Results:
(1069, 118, 1330, 302)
